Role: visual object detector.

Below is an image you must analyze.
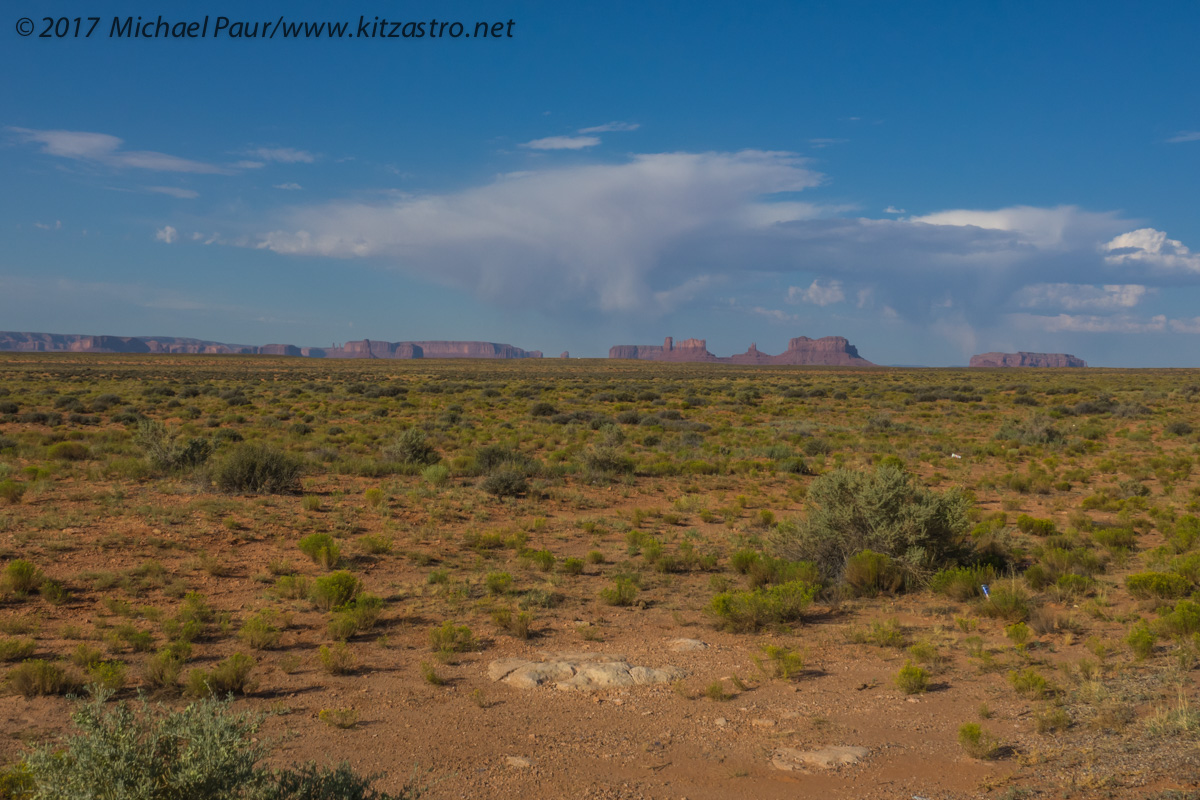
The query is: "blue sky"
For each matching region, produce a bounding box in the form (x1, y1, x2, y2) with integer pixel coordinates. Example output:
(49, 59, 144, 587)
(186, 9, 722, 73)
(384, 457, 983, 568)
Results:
(3, 1, 1200, 365)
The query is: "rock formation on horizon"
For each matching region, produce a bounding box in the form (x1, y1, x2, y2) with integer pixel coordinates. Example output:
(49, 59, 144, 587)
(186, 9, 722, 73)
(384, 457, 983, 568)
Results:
(0, 332, 543, 360)
(969, 352, 1087, 368)
(608, 336, 875, 366)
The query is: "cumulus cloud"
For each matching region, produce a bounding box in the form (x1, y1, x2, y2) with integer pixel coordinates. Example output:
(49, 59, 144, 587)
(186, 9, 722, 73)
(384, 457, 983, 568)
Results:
(10, 127, 229, 173)
(884, 206, 905, 214)
(244, 148, 1200, 323)
(1012, 283, 1147, 311)
(1103, 228, 1200, 273)
(520, 135, 601, 150)
(145, 186, 199, 199)
(155, 225, 178, 244)
(274, 183, 303, 191)
(577, 122, 640, 134)
(244, 147, 315, 163)
(788, 279, 845, 306)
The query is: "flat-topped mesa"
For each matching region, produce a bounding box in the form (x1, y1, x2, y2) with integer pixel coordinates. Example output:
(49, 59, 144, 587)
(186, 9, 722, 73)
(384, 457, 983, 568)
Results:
(970, 352, 1087, 368)
(610, 335, 875, 366)
(0, 332, 545, 360)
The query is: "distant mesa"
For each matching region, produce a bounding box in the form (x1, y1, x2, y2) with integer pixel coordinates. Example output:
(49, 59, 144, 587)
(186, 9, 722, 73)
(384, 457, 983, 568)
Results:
(609, 336, 875, 366)
(969, 352, 1087, 368)
(559, 351, 569, 359)
(0, 332, 543, 360)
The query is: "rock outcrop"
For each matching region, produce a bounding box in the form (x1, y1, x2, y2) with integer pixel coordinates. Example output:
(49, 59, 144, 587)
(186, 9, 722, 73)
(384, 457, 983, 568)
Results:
(609, 335, 875, 366)
(0, 332, 544, 360)
(970, 352, 1087, 368)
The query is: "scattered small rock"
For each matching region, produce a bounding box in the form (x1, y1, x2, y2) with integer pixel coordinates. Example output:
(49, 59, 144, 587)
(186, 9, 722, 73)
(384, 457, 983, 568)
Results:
(771, 745, 869, 771)
(505, 756, 532, 768)
(668, 638, 708, 652)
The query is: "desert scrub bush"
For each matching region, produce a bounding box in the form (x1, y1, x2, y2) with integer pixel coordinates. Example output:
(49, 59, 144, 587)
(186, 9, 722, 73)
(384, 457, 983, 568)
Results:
(492, 607, 534, 639)
(0, 480, 25, 505)
(382, 427, 440, 466)
(754, 644, 804, 679)
(318, 642, 356, 675)
(599, 576, 640, 607)
(848, 618, 909, 648)
(1125, 571, 1192, 600)
(85, 660, 128, 692)
(134, 419, 213, 472)
(6, 659, 80, 697)
(1016, 514, 1056, 536)
(47, 441, 89, 461)
(1125, 621, 1157, 659)
(708, 580, 816, 633)
(1157, 599, 1200, 637)
(895, 661, 929, 694)
(2, 559, 44, 597)
(20, 692, 418, 799)
(272, 574, 310, 600)
(843, 549, 904, 596)
(480, 467, 529, 498)
(422, 463, 450, 487)
(309, 571, 362, 611)
(327, 594, 383, 640)
(771, 465, 970, 584)
(185, 653, 256, 697)
(213, 443, 303, 494)
(929, 564, 996, 601)
(429, 622, 476, 661)
(1009, 667, 1052, 699)
(525, 549, 555, 572)
(485, 571, 514, 595)
(358, 533, 393, 555)
(297, 533, 341, 569)
(142, 645, 189, 691)
(238, 610, 285, 650)
(0, 638, 36, 663)
(958, 722, 1000, 759)
(978, 584, 1031, 622)
(561, 557, 585, 576)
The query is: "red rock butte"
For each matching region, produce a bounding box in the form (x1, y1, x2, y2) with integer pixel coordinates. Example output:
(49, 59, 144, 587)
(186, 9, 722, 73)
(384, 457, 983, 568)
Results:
(0, 332, 543, 360)
(608, 336, 875, 366)
(969, 352, 1087, 368)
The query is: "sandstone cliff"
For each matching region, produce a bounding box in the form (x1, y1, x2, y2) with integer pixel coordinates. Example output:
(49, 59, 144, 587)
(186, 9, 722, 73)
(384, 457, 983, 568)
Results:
(969, 352, 1087, 368)
(609, 335, 875, 366)
(0, 332, 543, 360)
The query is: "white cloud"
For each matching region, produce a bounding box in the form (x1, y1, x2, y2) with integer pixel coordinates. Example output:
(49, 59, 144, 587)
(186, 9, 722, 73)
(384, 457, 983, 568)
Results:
(910, 205, 1123, 249)
(884, 205, 905, 214)
(254, 150, 820, 312)
(33, 220, 62, 230)
(145, 186, 198, 199)
(1167, 131, 1200, 143)
(274, 183, 303, 191)
(578, 122, 639, 134)
(1103, 228, 1200, 273)
(155, 225, 178, 244)
(244, 147, 315, 163)
(788, 279, 845, 306)
(10, 127, 229, 173)
(1010, 312, 1168, 334)
(520, 135, 601, 150)
(807, 138, 847, 148)
(1013, 283, 1147, 311)
(1170, 318, 1200, 333)
(750, 306, 801, 323)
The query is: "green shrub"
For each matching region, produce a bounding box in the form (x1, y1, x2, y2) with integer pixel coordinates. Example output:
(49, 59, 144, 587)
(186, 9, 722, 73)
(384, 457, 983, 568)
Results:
(239, 611, 284, 650)
(134, 420, 213, 472)
(1009, 668, 1051, 699)
(382, 428, 439, 466)
(318, 643, 356, 675)
(480, 467, 528, 498)
(527, 549, 555, 572)
(708, 580, 816, 632)
(561, 557, 585, 576)
(298, 533, 341, 569)
(47, 441, 90, 461)
(771, 466, 970, 582)
(86, 660, 128, 692)
(0, 480, 25, 505)
(213, 444, 303, 494)
(491, 607, 534, 640)
(895, 661, 929, 694)
(755, 644, 804, 680)
(20, 693, 417, 799)
(484, 572, 513, 595)
(142, 646, 188, 691)
(2, 560, 44, 596)
(929, 564, 996, 601)
(1126, 621, 1157, 659)
(599, 577, 639, 607)
(1157, 599, 1200, 637)
(978, 584, 1031, 622)
(358, 534, 393, 555)
(309, 571, 362, 611)
(0, 638, 36, 663)
(1016, 514, 1056, 536)
(958, 722, 999, 759)
(429, 622, 475, 660)
(327, 594, 383, 641)
(422, 464, 450, 487)
(843, 549, 903, 596)
(1126, 571, 1192, 600)
(7, 659, 79, 697)
(185, 653, 256, 697)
